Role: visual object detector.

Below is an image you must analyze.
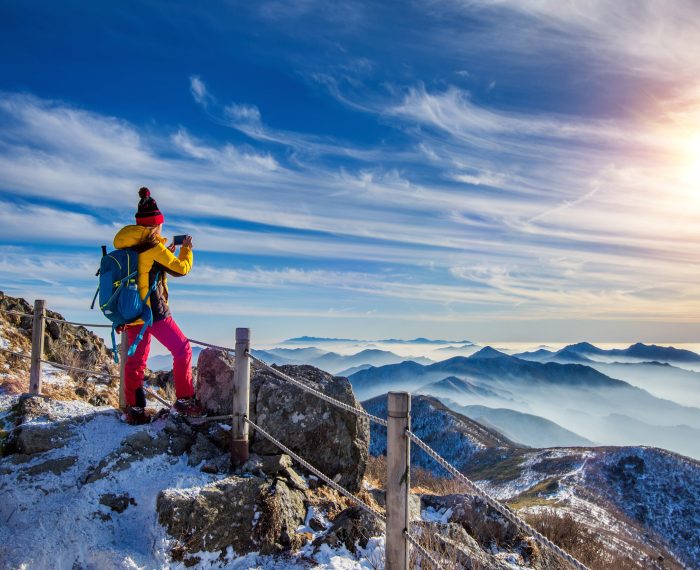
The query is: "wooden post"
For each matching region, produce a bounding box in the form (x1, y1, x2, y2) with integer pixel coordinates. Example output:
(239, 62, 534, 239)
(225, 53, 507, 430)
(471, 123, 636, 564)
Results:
(386, 391, 411, 570)
(231, 327, 251, 466)
(119, 332, 128, 409)
(29, 299, 46, 394)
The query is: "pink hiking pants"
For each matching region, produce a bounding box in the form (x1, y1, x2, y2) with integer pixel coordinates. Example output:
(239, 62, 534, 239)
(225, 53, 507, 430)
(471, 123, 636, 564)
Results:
(124, 316, 194, 407)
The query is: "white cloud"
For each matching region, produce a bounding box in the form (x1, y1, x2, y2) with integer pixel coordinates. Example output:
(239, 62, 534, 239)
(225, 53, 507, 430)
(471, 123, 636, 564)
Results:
(440, 0, 700, 80)
(189, 76, 210, 106)
(3, 85, 700, 328)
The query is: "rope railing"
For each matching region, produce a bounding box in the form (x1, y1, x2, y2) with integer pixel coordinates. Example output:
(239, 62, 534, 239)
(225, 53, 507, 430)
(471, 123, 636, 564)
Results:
(0, 308, 34, 318)
(248, 352, 388, 428)
(0, 347, 118, 382)
(187, 338, 236, 354)
(0, 347, 29, 359)
(40, 359, 118, 381)
(43, 315, 112, 328)
(403, 530, 445, 570)
(407, 430, 590, 570)
(0, 307, 111, 329)
(245, 415, 386, 524)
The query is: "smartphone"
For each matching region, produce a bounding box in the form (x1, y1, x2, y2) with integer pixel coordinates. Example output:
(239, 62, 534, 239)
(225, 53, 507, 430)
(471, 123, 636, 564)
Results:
(173, 234, 188, 246)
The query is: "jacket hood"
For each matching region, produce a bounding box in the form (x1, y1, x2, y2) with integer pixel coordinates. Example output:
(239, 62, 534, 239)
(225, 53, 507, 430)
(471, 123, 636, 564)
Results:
(113, 225, 166, 249)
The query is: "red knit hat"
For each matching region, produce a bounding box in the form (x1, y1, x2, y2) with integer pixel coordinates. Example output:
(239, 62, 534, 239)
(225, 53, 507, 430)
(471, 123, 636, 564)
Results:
(135, 187, 164, 226)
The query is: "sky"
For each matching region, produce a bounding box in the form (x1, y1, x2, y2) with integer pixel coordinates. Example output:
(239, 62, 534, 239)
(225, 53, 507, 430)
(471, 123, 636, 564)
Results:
(1, 0, 700, 346)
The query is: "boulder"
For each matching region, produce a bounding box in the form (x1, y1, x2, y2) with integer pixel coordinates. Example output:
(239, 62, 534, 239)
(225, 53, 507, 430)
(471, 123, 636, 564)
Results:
(312, 506, 385, 553)
(187, 432, 222, 467)
(157, 475, 308, 563)
(6, 396, 77, 455)
(13, 422, 74, 455)
(82, 418, 197, 484)
(410, 521, 512, 570)
(261, 453, 293, 476)
(421, 494, 520, 547)
(196, 352, 370, 493)
(18, 456, 78, 479)
(99, 493, 137, 513)
(368, 488, 422, 522)
(196, 348, 235, 415)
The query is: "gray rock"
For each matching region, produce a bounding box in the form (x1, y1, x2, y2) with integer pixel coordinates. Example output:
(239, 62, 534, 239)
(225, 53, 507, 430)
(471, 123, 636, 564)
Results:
(421, 494, 520, 547)
(21, 456, 78, 477)
(251, 364, 369, 493)
(261, 453, 293, 476)
(82, 423, 196, 484)
(188, 433, 221, 467)
(368, 488, 421, 522)
(158, 476, 261, 562)
(309, 517, 326, 532)
(13, 423, 74, 455)
(410, 520, 512, 570)
(157, 475, 308, 563)
(206, 422, 232, 452)
(282, 466, 308, 491)
(99, 493, 137, 513)
(313, 506, 385, 553)
(256, 478, 308, 554)
(196, 352, 370, 493)
(196, 348, 235, 415)
(201, 454, 231, 474)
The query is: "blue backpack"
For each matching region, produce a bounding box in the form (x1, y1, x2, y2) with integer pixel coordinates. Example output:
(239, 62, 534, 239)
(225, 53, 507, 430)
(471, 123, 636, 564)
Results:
(91, 247, 159, 363)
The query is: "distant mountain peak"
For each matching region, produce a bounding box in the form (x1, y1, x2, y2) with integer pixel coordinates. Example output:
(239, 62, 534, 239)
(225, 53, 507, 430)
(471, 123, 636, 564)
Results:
(564, 341, 603, 353)
(469, 346, 509, 360)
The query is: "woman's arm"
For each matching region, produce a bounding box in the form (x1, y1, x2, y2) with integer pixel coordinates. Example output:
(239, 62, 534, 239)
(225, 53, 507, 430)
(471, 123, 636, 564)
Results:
(153, 242, 193, 276)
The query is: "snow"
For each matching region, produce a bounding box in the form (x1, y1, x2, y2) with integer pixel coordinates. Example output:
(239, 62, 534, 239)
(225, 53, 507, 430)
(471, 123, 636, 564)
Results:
(422, 506, 452, 524)
(0, 398, 388, 569)
(42, 364, 72, 386)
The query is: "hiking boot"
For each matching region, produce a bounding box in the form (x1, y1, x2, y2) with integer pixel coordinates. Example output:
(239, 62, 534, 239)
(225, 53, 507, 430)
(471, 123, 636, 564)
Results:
(173, 397, 203, 417)
(123, 406, 156, 425)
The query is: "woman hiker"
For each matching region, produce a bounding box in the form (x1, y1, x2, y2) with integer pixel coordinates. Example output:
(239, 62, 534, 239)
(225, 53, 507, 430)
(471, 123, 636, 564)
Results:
(114, 187, 203, 424)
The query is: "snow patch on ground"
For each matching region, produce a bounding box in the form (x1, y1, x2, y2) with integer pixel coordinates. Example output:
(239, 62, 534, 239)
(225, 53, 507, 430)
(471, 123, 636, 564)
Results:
(0, 398, 388, 569)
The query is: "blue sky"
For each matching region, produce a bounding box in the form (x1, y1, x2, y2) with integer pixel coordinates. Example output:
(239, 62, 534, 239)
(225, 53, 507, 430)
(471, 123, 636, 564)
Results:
(2, 1, 700, 346)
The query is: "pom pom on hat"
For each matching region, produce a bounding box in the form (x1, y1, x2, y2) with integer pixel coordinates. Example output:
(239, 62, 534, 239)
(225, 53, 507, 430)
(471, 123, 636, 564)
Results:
(135, 186, 164, 226)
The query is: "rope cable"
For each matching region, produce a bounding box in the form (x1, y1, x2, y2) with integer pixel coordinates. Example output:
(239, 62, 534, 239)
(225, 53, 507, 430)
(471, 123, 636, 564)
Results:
(407, 430, 590, 570)
(248, 353, 388, 427)
(0, 309, 34, 318)
(0, 347, 117, 381)
(245, 416, 386, 524)
(43, 316, 112, 328)
(187, 338, 236, 354)
(404, 530, 446, 570)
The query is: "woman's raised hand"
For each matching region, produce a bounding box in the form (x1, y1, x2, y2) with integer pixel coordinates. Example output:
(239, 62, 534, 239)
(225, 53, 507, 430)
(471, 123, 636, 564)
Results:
(182, 235, 193, 249)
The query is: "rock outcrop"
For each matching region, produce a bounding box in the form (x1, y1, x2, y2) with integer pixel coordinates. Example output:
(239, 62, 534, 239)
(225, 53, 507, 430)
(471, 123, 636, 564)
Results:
(312, 506, 385, 552)
(0, 292, 117, 404)
(157, 472, 308, 564)
(197, 349, 370, 492)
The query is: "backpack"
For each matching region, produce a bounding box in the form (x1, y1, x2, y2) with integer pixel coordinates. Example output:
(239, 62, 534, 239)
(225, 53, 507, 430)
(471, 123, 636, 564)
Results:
(91, 246, 160, 363)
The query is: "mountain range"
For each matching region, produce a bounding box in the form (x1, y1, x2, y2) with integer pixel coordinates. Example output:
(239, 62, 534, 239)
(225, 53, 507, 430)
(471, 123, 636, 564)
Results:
(283, 336, 473, 345)
(350, 346, 700, 459)
(363, 394, 700, 569)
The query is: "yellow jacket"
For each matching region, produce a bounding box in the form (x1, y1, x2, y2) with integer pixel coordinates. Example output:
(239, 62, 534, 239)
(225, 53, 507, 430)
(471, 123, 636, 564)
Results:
(113, 225, 193, 322)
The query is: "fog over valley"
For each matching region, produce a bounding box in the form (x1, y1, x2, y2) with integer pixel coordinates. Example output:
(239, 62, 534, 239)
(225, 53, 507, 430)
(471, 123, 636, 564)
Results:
(189, 337, 700, 460)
